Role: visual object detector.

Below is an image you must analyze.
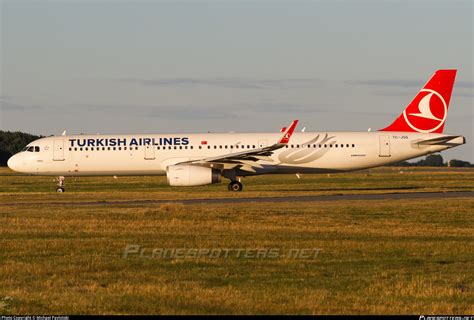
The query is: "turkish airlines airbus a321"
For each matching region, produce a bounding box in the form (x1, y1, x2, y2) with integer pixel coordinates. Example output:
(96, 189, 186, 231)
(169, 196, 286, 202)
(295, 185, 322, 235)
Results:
(7, 70, 465, 192)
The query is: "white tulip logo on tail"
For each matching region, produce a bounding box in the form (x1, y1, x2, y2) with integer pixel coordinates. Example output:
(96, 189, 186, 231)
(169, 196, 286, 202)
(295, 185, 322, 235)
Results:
(402, 89, 447, 133)
(409, 93, 442, 121)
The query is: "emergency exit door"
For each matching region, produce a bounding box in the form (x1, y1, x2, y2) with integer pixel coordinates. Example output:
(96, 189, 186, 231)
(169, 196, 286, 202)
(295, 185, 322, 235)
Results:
(144, 144, 155, 160)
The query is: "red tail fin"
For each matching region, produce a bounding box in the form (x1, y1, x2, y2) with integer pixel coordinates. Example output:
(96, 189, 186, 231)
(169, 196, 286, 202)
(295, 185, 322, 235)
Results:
(380, 69, 457, 133)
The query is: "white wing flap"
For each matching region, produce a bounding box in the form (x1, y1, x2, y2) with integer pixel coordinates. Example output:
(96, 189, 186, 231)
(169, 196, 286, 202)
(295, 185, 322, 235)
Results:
(186, 143, 285, 166)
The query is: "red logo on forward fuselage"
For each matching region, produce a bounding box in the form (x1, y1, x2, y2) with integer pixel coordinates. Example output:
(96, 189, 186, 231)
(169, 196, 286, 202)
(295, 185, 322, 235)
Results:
(403, 89, 447, 133)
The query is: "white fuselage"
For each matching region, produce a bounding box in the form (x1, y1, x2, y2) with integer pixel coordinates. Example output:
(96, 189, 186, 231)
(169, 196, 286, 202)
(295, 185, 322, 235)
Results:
(7, 131, 464, 176)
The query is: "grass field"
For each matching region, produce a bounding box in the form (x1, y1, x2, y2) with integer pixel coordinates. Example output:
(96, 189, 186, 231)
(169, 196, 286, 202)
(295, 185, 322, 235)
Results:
(0, 167, 473, 314)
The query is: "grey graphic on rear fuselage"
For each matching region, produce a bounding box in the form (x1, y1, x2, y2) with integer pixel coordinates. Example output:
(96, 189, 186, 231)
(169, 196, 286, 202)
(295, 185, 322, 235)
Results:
(278, 133, 336, 164)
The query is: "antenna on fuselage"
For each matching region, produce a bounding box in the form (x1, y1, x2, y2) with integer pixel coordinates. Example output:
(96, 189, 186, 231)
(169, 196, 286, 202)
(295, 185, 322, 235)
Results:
(61, 130, 67, 136)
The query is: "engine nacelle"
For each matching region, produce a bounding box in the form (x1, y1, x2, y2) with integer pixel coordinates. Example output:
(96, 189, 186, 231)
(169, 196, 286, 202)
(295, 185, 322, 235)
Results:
(166, 164, 221, 186)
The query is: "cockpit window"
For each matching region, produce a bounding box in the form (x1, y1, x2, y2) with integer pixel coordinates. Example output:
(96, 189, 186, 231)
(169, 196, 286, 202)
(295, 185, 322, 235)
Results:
(23, 146, 38, 152)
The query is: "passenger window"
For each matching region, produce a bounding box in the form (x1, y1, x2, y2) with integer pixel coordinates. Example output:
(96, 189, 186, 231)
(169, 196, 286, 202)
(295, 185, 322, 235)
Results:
(352, 144, 355, 147)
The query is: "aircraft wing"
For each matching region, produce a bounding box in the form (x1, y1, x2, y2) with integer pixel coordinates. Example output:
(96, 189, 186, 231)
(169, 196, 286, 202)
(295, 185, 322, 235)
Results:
(177, 120, 298, 173)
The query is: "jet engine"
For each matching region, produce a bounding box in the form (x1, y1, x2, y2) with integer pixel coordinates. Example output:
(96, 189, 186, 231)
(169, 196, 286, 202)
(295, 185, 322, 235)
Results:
(166, 164, 221, 186)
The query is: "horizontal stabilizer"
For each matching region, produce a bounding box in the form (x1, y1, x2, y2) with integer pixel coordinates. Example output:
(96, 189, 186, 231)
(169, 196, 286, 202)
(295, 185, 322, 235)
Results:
(415, 135, 465, 146)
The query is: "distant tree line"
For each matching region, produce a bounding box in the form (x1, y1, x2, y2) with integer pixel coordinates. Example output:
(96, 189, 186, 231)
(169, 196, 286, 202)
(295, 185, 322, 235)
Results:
(0, 130, 42, 166)
(0, 130, 472, 167)
(389, 154, 473, 167)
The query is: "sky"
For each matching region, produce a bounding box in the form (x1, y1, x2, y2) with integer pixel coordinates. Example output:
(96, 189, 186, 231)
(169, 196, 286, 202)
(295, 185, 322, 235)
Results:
(1, 0, 472, 161)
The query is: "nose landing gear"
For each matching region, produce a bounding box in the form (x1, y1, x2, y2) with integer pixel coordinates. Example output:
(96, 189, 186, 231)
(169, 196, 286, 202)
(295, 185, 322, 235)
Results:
(56, 176, 65, 193)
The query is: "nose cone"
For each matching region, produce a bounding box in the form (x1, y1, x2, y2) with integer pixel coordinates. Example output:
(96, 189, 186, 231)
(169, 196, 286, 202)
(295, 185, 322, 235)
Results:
(7, 154, 20, 172)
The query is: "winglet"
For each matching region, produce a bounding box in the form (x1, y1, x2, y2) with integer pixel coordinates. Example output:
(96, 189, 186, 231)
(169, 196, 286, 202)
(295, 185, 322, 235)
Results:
(278, 120, 298, 144)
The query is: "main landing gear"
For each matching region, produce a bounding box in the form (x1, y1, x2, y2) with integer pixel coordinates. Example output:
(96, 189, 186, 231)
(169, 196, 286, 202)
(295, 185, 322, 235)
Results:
(228, 181, 243, 192)
(224, 170, 243, 192)
(56, 176, 65, 193)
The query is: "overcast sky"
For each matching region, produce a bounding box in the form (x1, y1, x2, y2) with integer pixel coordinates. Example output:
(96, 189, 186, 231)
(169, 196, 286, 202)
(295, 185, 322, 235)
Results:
(1, 0, 472, 161)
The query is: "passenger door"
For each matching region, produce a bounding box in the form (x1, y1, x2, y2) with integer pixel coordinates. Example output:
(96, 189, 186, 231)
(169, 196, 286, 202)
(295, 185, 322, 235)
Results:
(378, 135, 391, 157)
(53, 140, 65, 161)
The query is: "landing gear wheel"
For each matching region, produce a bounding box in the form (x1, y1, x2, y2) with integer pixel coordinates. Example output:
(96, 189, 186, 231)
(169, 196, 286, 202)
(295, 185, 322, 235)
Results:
(228, 181, 243, 192)
(56, 176, 65, 193)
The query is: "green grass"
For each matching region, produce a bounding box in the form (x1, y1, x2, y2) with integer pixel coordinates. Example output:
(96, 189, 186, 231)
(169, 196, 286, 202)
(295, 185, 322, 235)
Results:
(0, 167, 473, 314)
